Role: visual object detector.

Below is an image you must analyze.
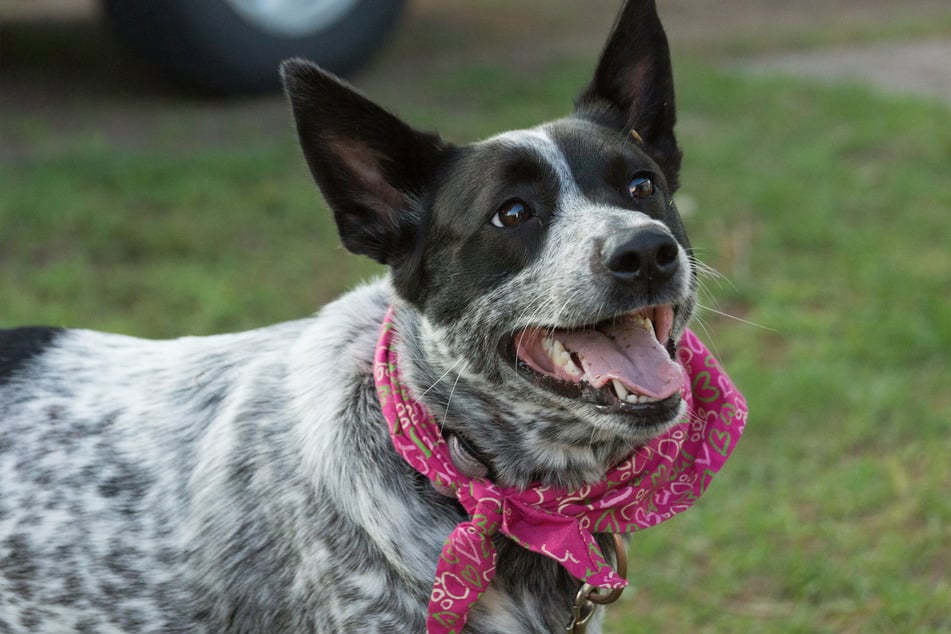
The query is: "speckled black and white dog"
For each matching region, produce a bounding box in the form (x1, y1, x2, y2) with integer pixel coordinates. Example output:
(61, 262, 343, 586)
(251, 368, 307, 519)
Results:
(0, 1, 698, 632)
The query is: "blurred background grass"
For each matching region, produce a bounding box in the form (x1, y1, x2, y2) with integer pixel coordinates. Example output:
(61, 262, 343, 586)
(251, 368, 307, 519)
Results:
(2, 1, 950, 632)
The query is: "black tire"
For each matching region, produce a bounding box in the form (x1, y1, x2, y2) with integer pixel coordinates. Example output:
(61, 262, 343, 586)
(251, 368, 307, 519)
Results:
(101, 0, 405, 95)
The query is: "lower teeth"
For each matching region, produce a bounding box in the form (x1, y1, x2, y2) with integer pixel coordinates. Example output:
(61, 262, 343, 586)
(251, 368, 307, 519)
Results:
(626, 393, 655, 404)
(611, 380, 656, 405)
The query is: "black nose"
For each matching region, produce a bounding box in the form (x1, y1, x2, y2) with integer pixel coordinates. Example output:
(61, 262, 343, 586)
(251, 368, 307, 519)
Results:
(602, 227, 680, 284)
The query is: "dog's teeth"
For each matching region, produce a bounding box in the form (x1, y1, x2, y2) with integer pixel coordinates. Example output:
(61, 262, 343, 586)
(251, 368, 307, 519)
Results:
(614, 381, 663, 404)
(542, 336, 581, 379)
(612, 379, 629, 400)
(636, 314, 652, 331)
(622, 391, 660, 405)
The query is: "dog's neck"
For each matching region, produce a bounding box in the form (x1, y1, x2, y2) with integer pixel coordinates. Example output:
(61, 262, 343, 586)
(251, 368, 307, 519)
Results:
(387, 302, 657, 490)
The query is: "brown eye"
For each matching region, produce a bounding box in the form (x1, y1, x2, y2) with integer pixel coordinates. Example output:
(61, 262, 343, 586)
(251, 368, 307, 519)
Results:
(491, 199, 533, 228)
(628, 173, 655, 199)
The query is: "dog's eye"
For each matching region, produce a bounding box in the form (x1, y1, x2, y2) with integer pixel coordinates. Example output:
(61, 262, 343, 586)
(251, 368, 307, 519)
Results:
(491, 199, 533, 228)
(628, 173, 655, 199)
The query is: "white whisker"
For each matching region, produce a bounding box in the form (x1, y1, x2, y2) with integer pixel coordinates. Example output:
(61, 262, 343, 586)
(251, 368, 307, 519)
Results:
(419, 357, 464, 397)
(440, 369, 464, 432)
(695, 303, 775, 332)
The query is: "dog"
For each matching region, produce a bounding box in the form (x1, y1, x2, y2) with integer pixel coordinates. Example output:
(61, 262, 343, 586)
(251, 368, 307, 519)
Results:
(0, 1, 716, 632)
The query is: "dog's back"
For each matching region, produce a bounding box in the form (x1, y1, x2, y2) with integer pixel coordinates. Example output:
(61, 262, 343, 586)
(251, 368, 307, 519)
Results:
(1, 319, 305, 631)
(0, 282, 453, 632)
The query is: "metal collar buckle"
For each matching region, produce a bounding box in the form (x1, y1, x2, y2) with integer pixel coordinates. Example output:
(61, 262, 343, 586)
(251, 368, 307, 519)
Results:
(566, 534, 628, 633)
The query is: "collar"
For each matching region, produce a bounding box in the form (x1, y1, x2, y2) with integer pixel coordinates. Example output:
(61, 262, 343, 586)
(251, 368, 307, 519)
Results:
(374, 308, 747, 634)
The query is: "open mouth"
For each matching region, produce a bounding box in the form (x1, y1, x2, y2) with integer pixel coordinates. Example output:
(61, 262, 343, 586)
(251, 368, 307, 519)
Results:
(504, 305, 684, 420)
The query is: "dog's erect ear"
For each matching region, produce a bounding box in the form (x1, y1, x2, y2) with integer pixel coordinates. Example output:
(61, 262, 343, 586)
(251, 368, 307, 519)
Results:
(281, 58, 448, 265)
(575, 0, 682, 190)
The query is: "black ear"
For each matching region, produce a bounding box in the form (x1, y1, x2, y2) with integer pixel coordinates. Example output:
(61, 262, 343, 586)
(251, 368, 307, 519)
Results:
(576, 0, 682, 191)
(280, 58, 449, 265)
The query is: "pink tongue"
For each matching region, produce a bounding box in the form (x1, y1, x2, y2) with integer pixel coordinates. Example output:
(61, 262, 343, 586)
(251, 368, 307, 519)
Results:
(515, 321, 683, 400)
(560, 325, 682, 399)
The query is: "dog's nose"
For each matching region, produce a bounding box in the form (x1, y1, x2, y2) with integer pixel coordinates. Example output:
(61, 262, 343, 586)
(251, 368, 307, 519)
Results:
(602, 227, 680, 284)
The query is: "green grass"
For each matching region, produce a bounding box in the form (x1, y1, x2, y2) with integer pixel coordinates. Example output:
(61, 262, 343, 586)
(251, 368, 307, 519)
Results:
(2, 23, 950, 634)
(1, 141, 382, 336)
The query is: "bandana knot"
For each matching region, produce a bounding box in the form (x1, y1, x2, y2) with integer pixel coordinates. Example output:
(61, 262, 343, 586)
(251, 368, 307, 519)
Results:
(374, 309, 747, 634)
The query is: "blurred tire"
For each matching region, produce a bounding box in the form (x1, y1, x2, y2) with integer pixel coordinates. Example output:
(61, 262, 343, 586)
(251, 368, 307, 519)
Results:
(101, 0, 405, 95)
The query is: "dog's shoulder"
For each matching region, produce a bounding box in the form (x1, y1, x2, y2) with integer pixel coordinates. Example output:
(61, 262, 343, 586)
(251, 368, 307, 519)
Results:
(0, 326, 64, 386)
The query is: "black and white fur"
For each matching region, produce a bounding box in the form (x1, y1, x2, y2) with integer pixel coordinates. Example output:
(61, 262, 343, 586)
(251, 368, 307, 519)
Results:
(0, 2, 698, 631)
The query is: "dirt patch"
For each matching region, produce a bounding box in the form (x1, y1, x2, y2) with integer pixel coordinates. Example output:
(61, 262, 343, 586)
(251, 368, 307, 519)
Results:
(741, 39, 951, 105)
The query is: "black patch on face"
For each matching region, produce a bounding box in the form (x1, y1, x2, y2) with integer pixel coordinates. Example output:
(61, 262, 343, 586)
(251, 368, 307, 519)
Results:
(404, 142, 561, 321)
(0, 327, 63, 386)
(547, 119, 691, 252)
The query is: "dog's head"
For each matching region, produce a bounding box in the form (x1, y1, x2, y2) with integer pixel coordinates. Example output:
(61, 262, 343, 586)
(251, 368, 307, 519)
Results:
(283, 0, 697, 487)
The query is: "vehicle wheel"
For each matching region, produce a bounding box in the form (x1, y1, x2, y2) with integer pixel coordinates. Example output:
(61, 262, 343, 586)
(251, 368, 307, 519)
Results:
(101, 0, 406, 95)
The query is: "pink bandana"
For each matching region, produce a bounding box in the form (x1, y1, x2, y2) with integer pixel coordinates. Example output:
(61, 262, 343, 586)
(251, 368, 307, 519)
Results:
(374, 309, 747, 634)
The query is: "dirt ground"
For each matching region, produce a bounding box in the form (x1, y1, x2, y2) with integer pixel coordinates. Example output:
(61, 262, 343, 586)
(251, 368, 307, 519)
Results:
(1, 0, 949, 161)
(743, 39, 951, 104)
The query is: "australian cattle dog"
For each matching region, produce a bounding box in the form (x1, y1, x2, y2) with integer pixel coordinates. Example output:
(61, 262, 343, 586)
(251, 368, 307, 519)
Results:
(0, 1, 749, 632)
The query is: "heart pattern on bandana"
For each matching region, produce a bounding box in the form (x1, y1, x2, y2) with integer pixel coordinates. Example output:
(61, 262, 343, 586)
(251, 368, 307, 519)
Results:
(375, 310, 748, 634)
(692, 371, 721, 403)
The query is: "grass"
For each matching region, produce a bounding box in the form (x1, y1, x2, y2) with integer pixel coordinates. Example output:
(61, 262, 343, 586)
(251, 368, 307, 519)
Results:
(2, 13, 950, 634)
(1, 141, 381, 336)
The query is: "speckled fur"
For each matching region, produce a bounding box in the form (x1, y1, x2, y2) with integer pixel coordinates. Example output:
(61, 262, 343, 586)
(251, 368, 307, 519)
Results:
(0, 2, 695, 631)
